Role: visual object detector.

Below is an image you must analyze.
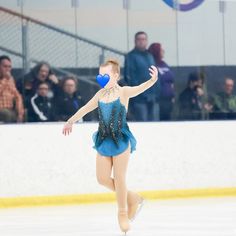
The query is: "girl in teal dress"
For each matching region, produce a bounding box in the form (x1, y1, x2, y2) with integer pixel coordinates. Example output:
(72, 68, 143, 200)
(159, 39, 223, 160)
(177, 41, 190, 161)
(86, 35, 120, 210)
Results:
(63, 59, 158, 235)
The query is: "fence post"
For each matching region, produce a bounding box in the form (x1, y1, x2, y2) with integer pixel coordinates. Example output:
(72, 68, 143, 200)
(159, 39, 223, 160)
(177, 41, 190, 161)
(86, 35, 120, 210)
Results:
(99, 48, 105, 65)
(22, 19, 30, 73)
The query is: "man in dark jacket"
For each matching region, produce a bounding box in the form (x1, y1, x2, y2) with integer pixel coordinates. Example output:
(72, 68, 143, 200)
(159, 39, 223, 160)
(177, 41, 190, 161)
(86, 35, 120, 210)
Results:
(124, 31, 161, 121)
(54, 76, 84, 121)
(178, 73, 203, 120)
(27, 82, 54, 122)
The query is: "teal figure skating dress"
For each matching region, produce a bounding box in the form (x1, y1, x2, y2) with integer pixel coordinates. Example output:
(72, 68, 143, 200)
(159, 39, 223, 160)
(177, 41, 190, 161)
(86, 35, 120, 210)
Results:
(92, 97, 136, 157)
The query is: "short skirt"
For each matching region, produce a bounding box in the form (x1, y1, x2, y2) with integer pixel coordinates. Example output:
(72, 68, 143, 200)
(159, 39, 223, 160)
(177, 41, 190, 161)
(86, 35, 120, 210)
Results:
(92, 127, 137, 157)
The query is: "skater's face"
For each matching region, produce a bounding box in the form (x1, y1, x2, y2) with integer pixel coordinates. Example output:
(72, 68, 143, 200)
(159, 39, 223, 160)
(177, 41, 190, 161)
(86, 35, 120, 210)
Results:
(99, 64, 119, 89)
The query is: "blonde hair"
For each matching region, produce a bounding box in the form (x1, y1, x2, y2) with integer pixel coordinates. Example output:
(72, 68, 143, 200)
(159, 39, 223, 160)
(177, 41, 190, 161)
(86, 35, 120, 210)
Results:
(100, 59, 120, 76)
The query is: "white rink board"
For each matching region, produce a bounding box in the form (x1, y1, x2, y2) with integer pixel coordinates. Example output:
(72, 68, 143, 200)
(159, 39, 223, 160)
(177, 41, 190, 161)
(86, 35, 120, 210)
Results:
(0, 121, 236, 197)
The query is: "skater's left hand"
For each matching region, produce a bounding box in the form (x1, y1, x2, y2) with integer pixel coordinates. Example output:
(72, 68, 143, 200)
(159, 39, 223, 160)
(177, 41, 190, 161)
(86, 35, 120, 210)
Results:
(149, 65, 158, 83)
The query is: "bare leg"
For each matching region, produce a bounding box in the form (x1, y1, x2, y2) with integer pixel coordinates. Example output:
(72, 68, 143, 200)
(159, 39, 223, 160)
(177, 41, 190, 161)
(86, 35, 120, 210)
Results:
(112, 146, 130, 210)
(96, 149, 142, 212)
(96, 153, 115, 191)
(96, 149, 142, 233)
(96, 151, 139, 200)
(112, 146, 131, 233)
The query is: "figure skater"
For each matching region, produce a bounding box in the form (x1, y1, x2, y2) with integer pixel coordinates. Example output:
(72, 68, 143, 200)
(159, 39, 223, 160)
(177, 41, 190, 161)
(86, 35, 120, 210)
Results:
(62, 59, 158, 234)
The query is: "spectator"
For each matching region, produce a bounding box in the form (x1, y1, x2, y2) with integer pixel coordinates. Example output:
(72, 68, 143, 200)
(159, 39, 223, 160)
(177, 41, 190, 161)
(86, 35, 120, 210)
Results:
(27, 82, 54, 122)
(197, 71, 209, 120)
(124, 31, 160, 121)
(0, 55, 24, 123)
(54, 76, 84, 121)
(178, 72, 204, 120)
(16, 61, 59, 103)
(148, 43, 175, 121)
(206, 77, 236, 120)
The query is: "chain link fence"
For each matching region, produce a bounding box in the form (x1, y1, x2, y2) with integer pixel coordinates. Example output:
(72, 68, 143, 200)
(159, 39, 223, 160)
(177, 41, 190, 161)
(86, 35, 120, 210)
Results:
(0, 6, 125, 71)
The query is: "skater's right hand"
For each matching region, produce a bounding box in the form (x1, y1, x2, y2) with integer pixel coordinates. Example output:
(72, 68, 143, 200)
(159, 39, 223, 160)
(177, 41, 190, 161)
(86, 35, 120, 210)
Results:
(63, 122, 73, 136)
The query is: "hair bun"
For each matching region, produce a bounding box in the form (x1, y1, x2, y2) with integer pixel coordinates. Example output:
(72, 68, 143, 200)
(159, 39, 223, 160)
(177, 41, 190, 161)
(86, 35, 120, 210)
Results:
(100, 58, 120, 76)
(105, 59, 119, 66)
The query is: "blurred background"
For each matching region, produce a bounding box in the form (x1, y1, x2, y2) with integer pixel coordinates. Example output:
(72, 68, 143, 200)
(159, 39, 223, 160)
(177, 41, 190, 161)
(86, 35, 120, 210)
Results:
(1, 0, 236, 123)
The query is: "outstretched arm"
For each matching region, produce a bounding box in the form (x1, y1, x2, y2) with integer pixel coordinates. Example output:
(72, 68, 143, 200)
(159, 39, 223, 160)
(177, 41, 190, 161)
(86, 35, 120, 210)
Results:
(63, 90, 100, 135)
(123, 66, 159, 98)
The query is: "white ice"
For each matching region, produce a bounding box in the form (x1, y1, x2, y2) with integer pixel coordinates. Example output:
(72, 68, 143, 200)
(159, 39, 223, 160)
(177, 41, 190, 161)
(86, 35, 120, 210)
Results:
(0, 197, 236, 236)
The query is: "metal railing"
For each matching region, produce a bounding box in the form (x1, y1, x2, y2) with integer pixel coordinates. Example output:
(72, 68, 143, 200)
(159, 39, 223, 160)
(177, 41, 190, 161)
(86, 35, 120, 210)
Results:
(0, 45, 98, 86)
(0, 6, 125, 73)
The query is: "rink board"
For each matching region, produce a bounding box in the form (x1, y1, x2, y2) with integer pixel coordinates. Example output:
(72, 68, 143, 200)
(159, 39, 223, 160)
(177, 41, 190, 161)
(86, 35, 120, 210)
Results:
(0, 121, 236, 207)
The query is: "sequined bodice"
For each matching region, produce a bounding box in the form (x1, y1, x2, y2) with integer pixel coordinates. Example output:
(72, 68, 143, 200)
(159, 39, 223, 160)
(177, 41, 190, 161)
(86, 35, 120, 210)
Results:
(96, 97, 128, 146)
(98, 98, 126, 122)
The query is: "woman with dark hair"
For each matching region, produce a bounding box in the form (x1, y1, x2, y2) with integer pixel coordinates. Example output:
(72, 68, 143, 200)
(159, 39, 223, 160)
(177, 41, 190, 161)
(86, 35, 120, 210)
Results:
(16, 61, 59, 103)
(148, 43, 175, 121)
